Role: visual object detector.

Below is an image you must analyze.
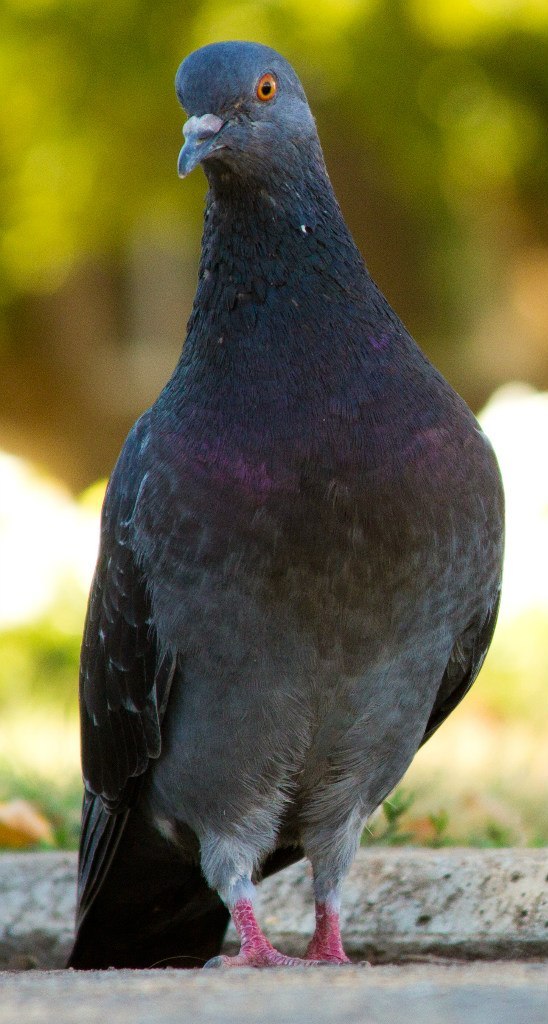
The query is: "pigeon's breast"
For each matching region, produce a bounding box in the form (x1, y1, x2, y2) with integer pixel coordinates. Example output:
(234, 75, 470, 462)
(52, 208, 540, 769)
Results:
(135, 416, 497, 672)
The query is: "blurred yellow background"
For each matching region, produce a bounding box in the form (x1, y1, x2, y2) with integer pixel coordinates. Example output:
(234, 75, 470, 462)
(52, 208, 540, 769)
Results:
(0, 0, 547, 848)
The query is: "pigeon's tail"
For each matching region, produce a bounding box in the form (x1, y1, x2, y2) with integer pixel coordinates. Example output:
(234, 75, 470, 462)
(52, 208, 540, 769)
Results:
(67, 794, 229, 970)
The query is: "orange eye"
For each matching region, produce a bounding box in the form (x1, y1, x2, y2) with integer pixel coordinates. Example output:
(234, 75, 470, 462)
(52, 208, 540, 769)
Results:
(256, 73, 277, 102)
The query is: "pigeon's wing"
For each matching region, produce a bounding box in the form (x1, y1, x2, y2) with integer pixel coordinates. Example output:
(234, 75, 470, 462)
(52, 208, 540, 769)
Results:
(80, 420, 175, 811)
(420, 588, 501, 747)
(76, 419, 176, 921)
(69, 792, 231, 969)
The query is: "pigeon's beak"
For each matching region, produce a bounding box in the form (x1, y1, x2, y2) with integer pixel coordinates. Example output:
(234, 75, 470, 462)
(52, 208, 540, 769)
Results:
(178, 114, 225, 178)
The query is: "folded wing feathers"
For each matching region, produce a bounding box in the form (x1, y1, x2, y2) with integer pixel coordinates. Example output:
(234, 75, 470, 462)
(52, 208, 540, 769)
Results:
(80, 438, 176, 812)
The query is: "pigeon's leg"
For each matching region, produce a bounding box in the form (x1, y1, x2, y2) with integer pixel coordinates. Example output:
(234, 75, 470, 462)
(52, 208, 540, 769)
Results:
(200, 837, 325, 968)
(305, 890, 350, 963)
(303, 815, 363, 963)
(204, 877, 329, 968)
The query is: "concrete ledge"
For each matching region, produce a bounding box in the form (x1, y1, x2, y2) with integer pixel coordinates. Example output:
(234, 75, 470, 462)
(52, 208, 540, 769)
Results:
(0, 848, 546, 970)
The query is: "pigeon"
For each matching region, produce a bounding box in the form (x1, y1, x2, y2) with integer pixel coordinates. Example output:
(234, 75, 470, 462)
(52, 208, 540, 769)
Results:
(67, 40, 504, 969)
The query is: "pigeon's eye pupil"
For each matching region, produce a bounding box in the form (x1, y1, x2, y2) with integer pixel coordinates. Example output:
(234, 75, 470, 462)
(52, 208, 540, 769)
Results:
(256, 74, 277, 101)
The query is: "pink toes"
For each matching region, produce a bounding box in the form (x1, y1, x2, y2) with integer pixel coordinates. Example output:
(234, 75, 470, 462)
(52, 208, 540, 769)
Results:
(204, 946, 321, 968)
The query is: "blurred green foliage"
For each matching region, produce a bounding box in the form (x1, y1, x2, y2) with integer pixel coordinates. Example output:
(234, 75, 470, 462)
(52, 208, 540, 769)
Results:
(365, 781, 548, 848)
(0, 756, 82, 849)
(1, 0, 546, 333)
(0, 615, 80, 715)
(473, 611, 548, 731)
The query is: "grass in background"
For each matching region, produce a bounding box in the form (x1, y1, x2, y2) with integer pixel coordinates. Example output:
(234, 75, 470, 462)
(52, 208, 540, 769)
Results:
(0, 603, 83, 850)
(0, 708, 81, 850)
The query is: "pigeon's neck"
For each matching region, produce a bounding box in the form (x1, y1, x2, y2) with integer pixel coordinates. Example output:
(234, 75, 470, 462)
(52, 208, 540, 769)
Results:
(158, 157, 438, 468)
(177, 158, 374, 381)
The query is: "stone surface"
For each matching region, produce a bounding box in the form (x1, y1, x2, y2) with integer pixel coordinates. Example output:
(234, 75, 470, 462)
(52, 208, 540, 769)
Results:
(0, 853, 74, 970)
(0, 848, 547, 970)
(0, 963, 547, 1024)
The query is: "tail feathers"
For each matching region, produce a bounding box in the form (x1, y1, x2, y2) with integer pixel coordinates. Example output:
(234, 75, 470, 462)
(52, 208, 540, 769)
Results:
(67, 803, 229, 970)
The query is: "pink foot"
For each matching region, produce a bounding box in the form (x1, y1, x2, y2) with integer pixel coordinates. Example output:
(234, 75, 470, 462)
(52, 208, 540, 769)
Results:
(305, 901, 351, 964)
(203, 898, 326, 969)
(204, 947, 323, 968)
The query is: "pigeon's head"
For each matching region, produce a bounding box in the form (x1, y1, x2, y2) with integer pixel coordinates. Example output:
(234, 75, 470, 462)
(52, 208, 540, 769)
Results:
(175, 41, 320, 183)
